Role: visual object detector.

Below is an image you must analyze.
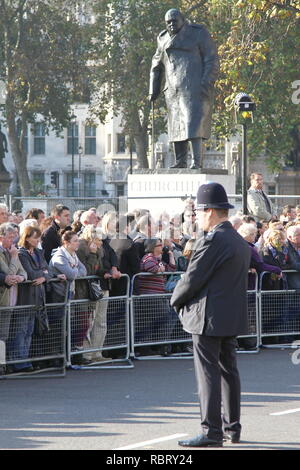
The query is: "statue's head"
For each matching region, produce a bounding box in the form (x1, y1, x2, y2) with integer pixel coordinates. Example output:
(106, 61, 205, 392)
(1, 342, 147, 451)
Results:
(165, 9, 185, 36)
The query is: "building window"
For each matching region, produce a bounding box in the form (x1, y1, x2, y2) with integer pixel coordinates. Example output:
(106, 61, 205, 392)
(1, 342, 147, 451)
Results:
(107, 134, 112, 154)
(66, 173, 79, 197)
(33, 123, 46, 155)
(116, 183, 125, 197)
(117, 133, 126, 153)
(268, 184, 276, 195)
(85, 125, 96, 155)
(67, 123, 79, 155)
(84, 173, 96, 197)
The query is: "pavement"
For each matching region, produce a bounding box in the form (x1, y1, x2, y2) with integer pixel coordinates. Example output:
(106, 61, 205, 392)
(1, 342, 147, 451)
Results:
(0, 348, 299, 451)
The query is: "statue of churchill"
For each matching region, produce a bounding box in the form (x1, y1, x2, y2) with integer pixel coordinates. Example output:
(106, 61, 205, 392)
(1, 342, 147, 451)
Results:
(149, 9, 219, 169)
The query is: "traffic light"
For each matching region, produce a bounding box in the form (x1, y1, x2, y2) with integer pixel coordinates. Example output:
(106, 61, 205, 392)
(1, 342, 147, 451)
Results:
(50, 171, 58, 187)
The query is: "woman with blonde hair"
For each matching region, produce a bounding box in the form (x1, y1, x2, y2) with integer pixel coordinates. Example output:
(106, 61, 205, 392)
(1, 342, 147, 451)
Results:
(77, 222, 119, 363)
(262, 229, 290, 289)
(101, 211, 117, 239)
(177, 238, 196, 271)
(77, 224, 104, 296)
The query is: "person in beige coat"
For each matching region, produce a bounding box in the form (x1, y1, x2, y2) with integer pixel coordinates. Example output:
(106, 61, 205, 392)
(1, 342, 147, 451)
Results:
(0, 223, 27, 373)
(247, 173, 274, 222)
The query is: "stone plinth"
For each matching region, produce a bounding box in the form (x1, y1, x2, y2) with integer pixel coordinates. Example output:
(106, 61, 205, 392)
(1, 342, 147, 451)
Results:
(21, 198, 48, 216)
(127, 169, 236, 217)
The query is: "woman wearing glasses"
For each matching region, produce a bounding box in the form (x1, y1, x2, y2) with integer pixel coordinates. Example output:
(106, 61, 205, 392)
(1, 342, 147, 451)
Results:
(135, 238, 176, 355)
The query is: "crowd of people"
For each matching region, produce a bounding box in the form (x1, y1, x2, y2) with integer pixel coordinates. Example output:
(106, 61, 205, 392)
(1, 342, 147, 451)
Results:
(1, 192, 300, 375)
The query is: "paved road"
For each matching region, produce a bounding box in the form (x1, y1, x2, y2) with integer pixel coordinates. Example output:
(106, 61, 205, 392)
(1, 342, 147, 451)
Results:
(0, 349, 299, 450)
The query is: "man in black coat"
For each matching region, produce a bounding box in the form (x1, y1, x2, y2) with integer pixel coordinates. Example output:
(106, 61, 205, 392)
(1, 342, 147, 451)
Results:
(41, 205, 71, 263)
(109, 215, 140, 296)
(171, 183, 250, 447)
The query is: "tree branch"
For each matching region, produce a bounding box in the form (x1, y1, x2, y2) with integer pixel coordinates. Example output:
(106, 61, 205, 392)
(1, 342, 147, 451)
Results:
(267, 1, 300, 14)
(184, 1, 209, 16)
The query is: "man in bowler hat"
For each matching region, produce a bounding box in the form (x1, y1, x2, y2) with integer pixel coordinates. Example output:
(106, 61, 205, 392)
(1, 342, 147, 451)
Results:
(171, 182, 250, 447)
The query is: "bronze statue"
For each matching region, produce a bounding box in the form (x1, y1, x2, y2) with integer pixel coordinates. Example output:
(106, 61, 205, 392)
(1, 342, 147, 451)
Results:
(0, 124, 8, 172)
(288, 127, 300, 169)
(149, 9, 219, 169)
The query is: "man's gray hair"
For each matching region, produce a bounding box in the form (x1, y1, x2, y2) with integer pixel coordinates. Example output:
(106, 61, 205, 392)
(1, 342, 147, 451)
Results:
(287, 225, 300, 238)
(144, 238, 162, 254)
(237, 223, 257, 239)
(0, 222, 16, 237)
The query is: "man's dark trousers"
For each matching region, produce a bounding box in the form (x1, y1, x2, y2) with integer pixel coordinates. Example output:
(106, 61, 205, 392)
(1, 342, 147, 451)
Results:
(192, 334, 241, 441)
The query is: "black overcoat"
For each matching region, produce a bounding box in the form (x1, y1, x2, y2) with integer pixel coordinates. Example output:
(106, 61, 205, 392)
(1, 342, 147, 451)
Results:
(17, 247, 50, 306)
(170, 221, 251, 336)
(109, 237, 140, 296)
(149, 21, 219, 142)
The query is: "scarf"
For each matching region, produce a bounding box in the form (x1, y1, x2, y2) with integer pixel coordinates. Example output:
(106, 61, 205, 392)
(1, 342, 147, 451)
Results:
(60, 246, 80, 293)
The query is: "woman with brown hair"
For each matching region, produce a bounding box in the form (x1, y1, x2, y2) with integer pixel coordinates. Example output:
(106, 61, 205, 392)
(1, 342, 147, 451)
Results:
(49, 230, 87, 302)
(9, 226, 50, 372)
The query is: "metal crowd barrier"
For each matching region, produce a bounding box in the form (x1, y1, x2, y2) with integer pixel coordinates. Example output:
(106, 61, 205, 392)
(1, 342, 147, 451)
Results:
(259, 270, 300, 348)
(6, 266, 295, 379)
(130, 272, 192, 360)
(236, 272, 260, 353)
(130, 271, 261, 359)
(0, 279, 68, 380)
(67, 275, 133, 369)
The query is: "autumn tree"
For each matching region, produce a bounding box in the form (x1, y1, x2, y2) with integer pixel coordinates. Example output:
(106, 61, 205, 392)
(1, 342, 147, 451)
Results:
(185, 0, 300, 170)
(0, 0, 92, 195)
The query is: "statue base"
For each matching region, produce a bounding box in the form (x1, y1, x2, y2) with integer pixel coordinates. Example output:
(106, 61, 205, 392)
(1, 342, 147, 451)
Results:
(0, 171, 12, 198)
(127, 169, 236, 216)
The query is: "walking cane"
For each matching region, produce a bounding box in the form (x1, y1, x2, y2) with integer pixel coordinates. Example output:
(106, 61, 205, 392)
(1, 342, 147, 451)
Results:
(151, 100, 155, 168)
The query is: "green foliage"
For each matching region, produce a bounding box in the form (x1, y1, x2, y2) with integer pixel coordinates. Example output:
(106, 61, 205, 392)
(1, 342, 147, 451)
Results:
(190, 0, 300, 171)
(0, 0, 94, 194)
(0, 0, 92, 128)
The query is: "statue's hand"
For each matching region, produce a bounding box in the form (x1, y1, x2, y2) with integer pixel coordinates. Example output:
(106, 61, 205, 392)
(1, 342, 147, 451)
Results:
(149, 93, 158, 102)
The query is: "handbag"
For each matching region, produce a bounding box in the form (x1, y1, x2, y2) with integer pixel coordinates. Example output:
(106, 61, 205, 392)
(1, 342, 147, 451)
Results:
(87, 279, 104, 301)
(34, 305, 50, 337)
(165, 274, 181, 293)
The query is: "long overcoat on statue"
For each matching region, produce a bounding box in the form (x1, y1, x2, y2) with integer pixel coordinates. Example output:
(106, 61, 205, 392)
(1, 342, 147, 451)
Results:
(149, 21, 219, 142)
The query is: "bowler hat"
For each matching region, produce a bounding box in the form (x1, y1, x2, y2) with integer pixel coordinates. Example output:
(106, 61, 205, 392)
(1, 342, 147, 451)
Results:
(196, 182, 234, 210)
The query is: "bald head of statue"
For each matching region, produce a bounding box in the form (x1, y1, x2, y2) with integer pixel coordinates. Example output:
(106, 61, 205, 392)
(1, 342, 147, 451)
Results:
(164, 9, 185, 36)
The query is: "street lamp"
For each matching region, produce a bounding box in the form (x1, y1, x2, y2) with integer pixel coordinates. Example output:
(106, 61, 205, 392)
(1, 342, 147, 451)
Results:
(234, 93, 256, 214)
(69, 112, 77, 197)
(78, 144, 83, 197)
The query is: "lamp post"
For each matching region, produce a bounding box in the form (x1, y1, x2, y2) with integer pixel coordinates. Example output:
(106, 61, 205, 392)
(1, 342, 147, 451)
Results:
(78, 144, 83, 197)
(234, 93, 256, 214)
(129, 135, 134, 175)
(69, 112, 77, 197)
